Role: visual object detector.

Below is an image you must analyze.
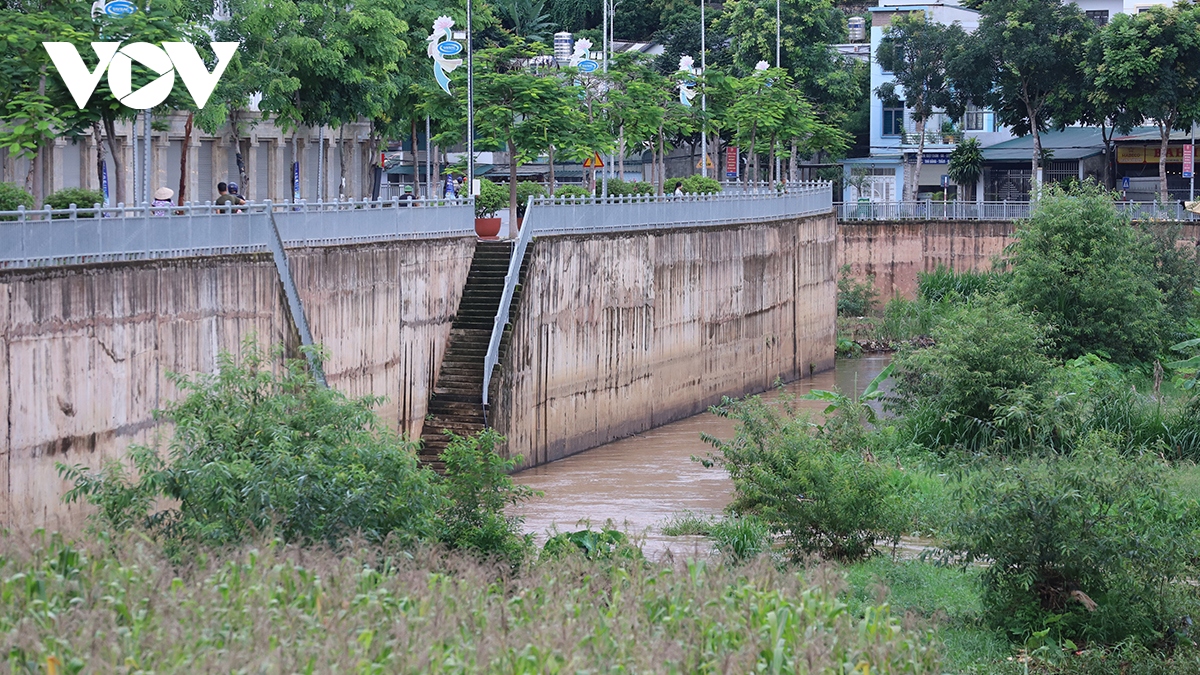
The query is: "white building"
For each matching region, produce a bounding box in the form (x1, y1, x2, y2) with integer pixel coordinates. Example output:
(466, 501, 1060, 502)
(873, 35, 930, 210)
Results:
(843, 0, 1173, 202)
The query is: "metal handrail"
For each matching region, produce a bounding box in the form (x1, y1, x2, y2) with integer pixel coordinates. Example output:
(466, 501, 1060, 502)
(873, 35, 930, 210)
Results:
(834, 200, 1200, 221)
(0, 197, 475, 269)
(480, 183, 834, 413)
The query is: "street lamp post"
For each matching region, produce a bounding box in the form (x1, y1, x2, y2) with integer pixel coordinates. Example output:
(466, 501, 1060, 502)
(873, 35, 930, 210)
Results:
(700, 0, 707, 179)
(602, 0, 609, 197)
(466, 0, 474, 195)
(774, 0, 781, 185)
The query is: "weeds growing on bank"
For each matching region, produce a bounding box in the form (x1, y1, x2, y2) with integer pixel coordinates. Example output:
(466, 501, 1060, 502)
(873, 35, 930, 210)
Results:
(0, 531, 942, 673)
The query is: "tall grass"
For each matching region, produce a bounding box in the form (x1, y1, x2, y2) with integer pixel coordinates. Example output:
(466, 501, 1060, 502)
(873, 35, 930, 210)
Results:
(0, 532, 943, 673)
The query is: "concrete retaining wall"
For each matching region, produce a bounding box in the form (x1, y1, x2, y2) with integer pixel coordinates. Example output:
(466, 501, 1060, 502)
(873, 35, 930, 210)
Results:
(0, 238, 474, 529)
(490, 213, 837, 467)
(838, 220, 1015, 301)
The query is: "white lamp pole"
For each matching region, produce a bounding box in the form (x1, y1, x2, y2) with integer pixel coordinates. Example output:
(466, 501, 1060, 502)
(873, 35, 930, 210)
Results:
(700, 0, 707, 178)
(466, 0, 474, 193)
(775, 0, 781, 185)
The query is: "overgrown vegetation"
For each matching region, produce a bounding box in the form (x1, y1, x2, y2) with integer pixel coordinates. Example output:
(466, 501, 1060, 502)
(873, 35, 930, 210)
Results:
(0, 533, 942, 673)
(59, 340, 534, 563)
(837, 264, 879, 317)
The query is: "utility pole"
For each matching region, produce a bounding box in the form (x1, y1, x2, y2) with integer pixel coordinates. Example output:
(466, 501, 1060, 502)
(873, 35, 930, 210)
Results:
(144, 110, 152, 205)
(601, 0, 610, 197)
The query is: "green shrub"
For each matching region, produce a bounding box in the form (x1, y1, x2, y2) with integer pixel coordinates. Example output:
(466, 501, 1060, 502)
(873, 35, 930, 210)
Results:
(1007, 183, 1165, 364)
(679, 175, 721, 194)
(437, 429, 536, 566)
(542, 528, 640, 560)
(661, 510, 715, 536)
(605, 178, 654, 196)
(513, 181, 545, 217)
(0, 182, 33, 220)
(45, 187, 105, 217)
(1141, 222, 1200, 345)
(917, 265, 1004, 303)
(944, 434, 1200, 646)
(894, 296, 1055, 453)
(837, 264, 879, 316)
(709, 515, 771, 561)
(474, 177, 506, 218)
(702, 395, 911, 561)
(877, 295, 959, 342)
(59, 340, 445, 552)
(554, 184, 591, 199)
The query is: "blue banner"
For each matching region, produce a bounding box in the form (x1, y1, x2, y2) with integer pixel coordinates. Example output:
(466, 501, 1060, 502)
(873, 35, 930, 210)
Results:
(292, 161, 300, 201)
(100, 160, 109, 206)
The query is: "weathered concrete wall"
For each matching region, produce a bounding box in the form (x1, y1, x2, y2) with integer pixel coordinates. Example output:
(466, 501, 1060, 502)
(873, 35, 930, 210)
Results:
(289, 240, 474, 438)
(1, 238, 475, 529)
(839, 220, 1200, 301)
(0, 256, 297, 529)
(838, 220, 1015, 301)
(491, 214, 837, 468)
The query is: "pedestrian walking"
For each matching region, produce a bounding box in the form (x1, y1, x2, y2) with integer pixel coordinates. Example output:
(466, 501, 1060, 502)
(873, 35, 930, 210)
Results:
(215, 181, 235, 212)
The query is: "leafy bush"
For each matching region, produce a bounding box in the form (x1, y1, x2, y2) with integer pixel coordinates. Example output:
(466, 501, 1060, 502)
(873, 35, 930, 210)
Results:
(702, 395, 911, 561)
(894, 296, 1055, 453)
(661, 510, 715, 536)
(1140, 222, 1200, 344)
(665, 175, 723, 195)
(944, 433, 1200, 646)
(59, 340, 445, 552)
(877, 295, 959, 342)
(709, 516, 771, 561)
(0, 182, 33, 220)
(837, 264, 879, 316)
(513, 181, 545, 217)
(474, 178, 506, 218)
(605, 178, 655, 196)
(917, 265, 1004, 303)
(542, 528, 640, 560)
(1007, 184, 1165, 363)
(45, 187, 104, 217)
(554, 184, 591, 199)
(437, 429, 536, 565)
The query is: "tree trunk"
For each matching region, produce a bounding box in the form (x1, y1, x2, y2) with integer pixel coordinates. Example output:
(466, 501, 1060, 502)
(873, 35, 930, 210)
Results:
(412, 118, 421, 199)
(102, 117, 125, 205)
(768, 133, 777, 184)
(432, 145, 441, 200)
(548, 144, 556, 194)
(618, 126, 626, 180)
(93, 122, 105, 200)
(178, 112, 193, 205)
(789, 138, 797, 184)
(911, 116, 927, 202)
(31, 74, 46, 208)
(1026, 103, 1042, 195)
(657, 124, 666, 194)
(1101, 122, 1114, 191)
(1158, 121, 1171, 203)
(338, 124, 350, 199)
(508, 138, 519, 238)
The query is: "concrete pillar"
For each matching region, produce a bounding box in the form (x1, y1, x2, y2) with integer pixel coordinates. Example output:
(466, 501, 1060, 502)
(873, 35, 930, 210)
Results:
(184, 126, 200, 204)
(269, 137, 283, 202)
(246, 137, 259, 201)
(154, 129, 169, 198)
(50, 137, 66, 194)
(212, 134, 228, 192)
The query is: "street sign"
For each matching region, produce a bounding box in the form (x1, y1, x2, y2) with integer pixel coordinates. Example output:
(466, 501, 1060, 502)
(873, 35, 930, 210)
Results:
(941, 175, 950, 188)
(725, 146, 738, 178)
(582, 152, 604, 168)
(1122, 176, 1131, 190)
(696, 155, 714, 169)
(103, 0, 137, 16)
(1184, 144, 1194, 179)
(577, 59, 599, 73)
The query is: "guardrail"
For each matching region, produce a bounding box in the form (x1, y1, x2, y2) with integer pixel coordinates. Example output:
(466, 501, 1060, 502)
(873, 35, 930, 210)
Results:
(0, 198, 475, 269)
(481, 182, 834, 414)
(836, 200, 1200, 222)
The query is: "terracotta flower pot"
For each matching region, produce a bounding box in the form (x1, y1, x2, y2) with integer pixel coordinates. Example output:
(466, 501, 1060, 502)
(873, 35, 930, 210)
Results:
(475, 217, 501, 239)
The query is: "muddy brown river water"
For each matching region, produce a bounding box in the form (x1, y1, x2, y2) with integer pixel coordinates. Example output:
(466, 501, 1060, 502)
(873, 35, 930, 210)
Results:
(512, 356, 895, 557)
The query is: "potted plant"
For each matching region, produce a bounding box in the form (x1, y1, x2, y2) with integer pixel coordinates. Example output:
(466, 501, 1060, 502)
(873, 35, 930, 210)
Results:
(941, 120, 957, 144)
(474, 178, 505, 238)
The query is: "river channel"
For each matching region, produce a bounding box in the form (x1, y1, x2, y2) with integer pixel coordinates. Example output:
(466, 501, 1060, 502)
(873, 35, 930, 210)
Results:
(512, 355, 894, 557)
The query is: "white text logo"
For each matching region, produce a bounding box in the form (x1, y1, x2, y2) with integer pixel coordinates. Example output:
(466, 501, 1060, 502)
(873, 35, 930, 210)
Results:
(42, 42, 238, 110)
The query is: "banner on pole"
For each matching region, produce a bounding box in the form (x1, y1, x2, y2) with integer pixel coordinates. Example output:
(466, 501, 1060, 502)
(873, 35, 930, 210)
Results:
(100, 160, 110, 206)
(427, 16, 463, 95)
(725, 146, 738, 178)
(292, 161, 300, 201)
(1184, 144, 1194, 179)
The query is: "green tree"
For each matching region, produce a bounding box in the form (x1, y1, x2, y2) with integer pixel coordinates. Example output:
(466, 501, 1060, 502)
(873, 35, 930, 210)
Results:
(954, 0, 1092, 191)
(947, 137, 983, 200)
(1085, 5, 1200, 202)
(1006, 184, 1165, 364)
(875, 14, 965, 201)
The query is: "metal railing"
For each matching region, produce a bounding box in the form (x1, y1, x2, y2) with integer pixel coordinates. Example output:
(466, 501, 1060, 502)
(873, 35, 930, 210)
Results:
(481, 182, 834, 413)
(835, 200, 1200, 222)
(0, 198, 475, 269)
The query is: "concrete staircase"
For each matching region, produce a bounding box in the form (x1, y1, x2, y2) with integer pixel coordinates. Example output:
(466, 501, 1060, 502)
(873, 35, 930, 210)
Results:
(418, 240, 531, 469)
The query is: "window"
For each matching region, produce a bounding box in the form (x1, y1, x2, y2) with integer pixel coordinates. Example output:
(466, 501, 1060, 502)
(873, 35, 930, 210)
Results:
(963, 105, 985, 131)
(1086, 9, 1109, 25)
(882, 105, 904, 137)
